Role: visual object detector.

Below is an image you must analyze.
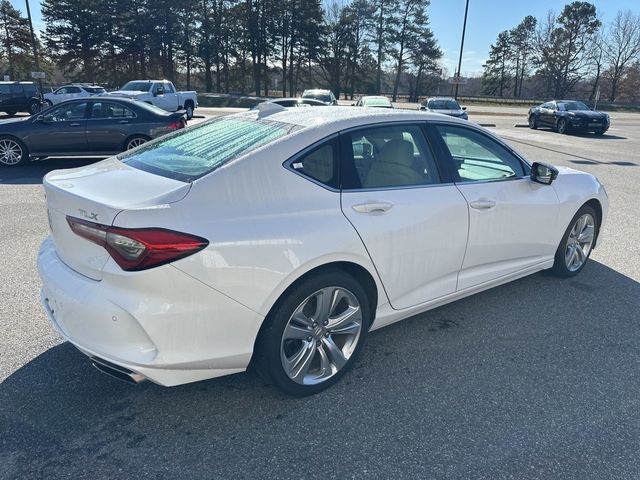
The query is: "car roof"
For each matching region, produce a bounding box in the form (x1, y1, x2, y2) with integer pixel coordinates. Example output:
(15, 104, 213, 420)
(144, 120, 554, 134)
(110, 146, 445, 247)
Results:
(303, 89, 331, 93)
(241, 105, 463, 130)
(361, 96, 390, 100)
(427, 97, 457, 101)
(0, 81, 37, 85)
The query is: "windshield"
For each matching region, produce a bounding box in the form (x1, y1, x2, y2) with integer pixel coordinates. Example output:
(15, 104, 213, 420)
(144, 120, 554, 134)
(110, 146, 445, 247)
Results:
(428, 100, 460, 110)
(558, 101, 590, 111)
(363, 97, 392, 107)
(120, 81, 152, 92)
(120, 117, 301, 181)
(84, 86, 106, 94)
(135, 101, 172, 115)
(302, 92, 331, 103)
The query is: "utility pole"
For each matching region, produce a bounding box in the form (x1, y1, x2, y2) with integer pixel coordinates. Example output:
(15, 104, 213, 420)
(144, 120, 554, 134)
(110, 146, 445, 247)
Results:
(454, 0, 469, 100)
(24, 0, 42, 89)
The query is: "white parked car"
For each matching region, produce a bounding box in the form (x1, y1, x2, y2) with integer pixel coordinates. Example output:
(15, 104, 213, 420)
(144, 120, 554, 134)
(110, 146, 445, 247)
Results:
(420, 97, 468, 120)
(43, 84, 107, 107)
(108, 80, 198, 119)
(353, 95, 394, 108)
(38, 107, 608, 396)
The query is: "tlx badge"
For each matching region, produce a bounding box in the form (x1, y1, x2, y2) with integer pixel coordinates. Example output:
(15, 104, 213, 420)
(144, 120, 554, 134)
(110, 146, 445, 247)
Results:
(78, 209, 98, 221)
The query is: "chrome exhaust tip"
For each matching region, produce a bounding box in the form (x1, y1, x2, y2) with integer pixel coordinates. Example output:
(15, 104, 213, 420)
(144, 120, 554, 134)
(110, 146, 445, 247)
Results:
(90, 357, 146, 384)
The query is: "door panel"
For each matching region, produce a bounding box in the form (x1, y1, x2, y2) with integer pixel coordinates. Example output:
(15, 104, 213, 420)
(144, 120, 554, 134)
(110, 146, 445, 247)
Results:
(340, 123, 468, 310)
(26, 102, 89, 154)
(85, 101, 136, 153)
(343, 187, 469, 309)
(430, 122, 560, 290)
(455, 179, 559, 290)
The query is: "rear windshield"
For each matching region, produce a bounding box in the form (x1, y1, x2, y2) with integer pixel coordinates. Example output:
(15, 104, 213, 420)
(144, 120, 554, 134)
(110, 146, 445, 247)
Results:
(120, 116, 300, 182)
(84, 86, 106, 94)
(428, 100, 460, 110)
(363, 97, 392, 107)
(303, 92, 331, 103)
(120, 81, 151, 91)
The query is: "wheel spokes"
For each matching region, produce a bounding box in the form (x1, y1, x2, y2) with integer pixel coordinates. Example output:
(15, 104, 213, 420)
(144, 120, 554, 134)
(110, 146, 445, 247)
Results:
(283, 341, 317, 382)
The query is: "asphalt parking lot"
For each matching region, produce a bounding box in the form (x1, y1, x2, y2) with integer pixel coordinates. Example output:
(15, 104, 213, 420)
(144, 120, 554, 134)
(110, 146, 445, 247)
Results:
(1, 107, 639, 479)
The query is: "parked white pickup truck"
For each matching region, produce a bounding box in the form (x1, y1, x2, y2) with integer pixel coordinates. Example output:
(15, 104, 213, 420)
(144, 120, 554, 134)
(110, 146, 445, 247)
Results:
(108, 80, 198, 119)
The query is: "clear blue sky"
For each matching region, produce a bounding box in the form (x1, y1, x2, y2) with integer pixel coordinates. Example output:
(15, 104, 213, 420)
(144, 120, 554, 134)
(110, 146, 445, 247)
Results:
(9, 0, 640, 76)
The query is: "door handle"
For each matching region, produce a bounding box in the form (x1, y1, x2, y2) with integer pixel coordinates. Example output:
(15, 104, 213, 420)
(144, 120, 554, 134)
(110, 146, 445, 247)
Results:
(69, 122, 81, 127)
(352, 201, 394, 214)
(469, 198, 496, 210)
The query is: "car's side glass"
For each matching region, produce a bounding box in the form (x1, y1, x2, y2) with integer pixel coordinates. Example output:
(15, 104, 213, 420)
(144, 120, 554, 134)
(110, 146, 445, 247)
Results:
(342, 124, 440, 190)
(90, 102, 136, 119)
(434, 124, 525, 182)
(290, 140, 339, 189)
(43, 102, 88, 122)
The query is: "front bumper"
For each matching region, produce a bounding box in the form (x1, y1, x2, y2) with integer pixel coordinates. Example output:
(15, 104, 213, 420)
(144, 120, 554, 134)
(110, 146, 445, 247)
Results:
(38, 236, 264, 386)
(568, 118, 609, 132)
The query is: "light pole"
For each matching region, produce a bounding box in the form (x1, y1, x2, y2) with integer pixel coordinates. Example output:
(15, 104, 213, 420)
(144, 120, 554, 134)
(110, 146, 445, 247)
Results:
(24, 0, 42, 87)
(454, 0, 469, 100)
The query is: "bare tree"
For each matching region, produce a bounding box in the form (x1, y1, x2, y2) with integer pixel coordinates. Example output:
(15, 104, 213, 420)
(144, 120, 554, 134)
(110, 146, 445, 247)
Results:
(604, 9, 640, 102)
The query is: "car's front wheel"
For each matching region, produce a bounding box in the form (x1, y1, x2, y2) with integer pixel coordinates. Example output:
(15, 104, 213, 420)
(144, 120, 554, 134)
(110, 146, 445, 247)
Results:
(28, 101, 41, 115)
(551, 204, 598, 278)
(556, 118, 568, 134)
(0, 136, 29, 166)
(256, 270, 370, 396)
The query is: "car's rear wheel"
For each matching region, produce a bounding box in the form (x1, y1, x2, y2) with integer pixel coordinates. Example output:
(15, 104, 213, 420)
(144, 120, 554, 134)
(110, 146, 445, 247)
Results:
(28, 101, 41, 115)
(124, 135, 149, 151)
(0, 136, 29, 166)
(528, 115, 538, 129)
(556, 118, 568, 134)
(255, 270, 370, 396)
(185, 102, 194, 120)
(551, 205, 598, 278)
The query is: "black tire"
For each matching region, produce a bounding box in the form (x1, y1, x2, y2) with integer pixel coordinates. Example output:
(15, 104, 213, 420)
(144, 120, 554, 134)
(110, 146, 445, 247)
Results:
(4, 110, 17, 116)
(556, 118, 568, 134)
(28, 101, 41, 115)
(594, 130, 605, 136)
(254, 269, 371, 396)
(0, 135, 29, 166)
(551, 204, 598, 278)
(123, 135, 150, 151)
(185, 101, 194, 120)
(528, 114, 538, 129)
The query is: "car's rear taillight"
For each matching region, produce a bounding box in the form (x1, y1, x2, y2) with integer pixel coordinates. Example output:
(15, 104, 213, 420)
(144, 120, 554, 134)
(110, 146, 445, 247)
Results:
(66, 216, 208, 271)
(168, 120, 185, 130)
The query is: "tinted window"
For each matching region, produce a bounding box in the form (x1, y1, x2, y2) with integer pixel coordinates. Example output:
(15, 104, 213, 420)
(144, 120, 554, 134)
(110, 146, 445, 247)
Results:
(66, 87, 82, 94)
(163, 82, 175, 93)
(121, 81, 151, 91)
(90, 102, 136, 119)
(120, 117, 301, 181)
(290, 141, 338, 188)
(558, 101, 589, 111)
(43, 102, 88, 122)
(83, 86, 106, 94)
(428, 99, 460, 110)
(435, 125, 525, 182)
(343, 124, 440, 189)
(23, 84, 37, 94)
(9, 85, 22, 94)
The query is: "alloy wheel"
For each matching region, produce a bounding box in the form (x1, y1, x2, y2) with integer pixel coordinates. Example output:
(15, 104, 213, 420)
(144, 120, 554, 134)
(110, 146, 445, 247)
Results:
(0, 139, 23, 166)
(126, 137, 147, 150)
(565, 213, 595, 272)
(557, 119, 567, 134)
(280, 286, 363, 385)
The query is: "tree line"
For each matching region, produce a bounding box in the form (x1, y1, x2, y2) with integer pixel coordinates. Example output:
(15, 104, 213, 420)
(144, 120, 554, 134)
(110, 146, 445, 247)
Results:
(0, 0, 442, 100)
(482, 1, 640, 103)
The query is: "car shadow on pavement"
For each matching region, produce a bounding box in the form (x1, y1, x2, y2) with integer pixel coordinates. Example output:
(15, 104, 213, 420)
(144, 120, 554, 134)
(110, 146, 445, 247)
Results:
(2, 260, 640, 478)
(0, 158, 104, 185)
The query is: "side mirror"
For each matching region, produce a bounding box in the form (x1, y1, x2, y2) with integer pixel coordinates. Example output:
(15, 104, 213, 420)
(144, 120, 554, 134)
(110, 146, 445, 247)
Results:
(462, 106, 467, 111)
(530, 162, 559, 185)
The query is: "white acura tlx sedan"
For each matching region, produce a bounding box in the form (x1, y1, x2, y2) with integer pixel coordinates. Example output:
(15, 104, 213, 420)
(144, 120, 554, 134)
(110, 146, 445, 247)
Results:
(38, 105, 608, 396)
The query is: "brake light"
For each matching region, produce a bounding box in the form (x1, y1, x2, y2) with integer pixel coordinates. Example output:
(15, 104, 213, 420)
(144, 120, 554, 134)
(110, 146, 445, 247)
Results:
(168, 119, 185, 130)
(66, 216, 208, 271)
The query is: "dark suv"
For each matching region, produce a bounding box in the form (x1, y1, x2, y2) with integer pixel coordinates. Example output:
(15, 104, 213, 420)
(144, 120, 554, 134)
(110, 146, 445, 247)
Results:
(0, 82, 43, 115)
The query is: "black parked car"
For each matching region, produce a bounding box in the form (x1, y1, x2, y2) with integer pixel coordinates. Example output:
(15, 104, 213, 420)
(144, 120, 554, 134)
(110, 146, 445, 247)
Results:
(528, 100, 610, 135)
(0, 98, 186, 166)
(0, 81, 43, 116)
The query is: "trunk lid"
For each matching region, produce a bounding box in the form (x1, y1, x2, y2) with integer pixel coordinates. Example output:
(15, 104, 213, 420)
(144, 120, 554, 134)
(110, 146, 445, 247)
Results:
(44, 157, 191, 280)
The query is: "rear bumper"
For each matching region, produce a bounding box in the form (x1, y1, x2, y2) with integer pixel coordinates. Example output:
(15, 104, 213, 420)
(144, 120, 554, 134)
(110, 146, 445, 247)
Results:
(37, 236, 264, 386)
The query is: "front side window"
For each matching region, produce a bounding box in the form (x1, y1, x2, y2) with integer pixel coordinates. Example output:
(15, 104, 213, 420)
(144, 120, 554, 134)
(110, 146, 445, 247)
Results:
(90, 102, 136, 119)
(434, 124, 525, 182)
(289, 140, 338, 188)
(163, 82, 175, 93)
(120, 116, 301, 181)
(43, 102, 88, 122)
(343, 124, 441, 190)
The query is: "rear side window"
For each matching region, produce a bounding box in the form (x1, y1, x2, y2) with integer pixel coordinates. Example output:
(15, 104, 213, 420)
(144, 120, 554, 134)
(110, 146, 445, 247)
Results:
(121, 117, 300, 181)
(289, 140, 339, 189)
